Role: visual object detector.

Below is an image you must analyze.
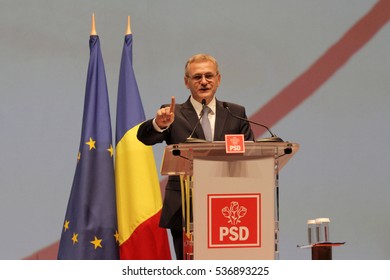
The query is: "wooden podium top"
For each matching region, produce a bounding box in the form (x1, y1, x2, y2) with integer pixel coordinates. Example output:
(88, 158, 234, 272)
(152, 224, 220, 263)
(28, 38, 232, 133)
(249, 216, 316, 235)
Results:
(161, 141, 299, 175)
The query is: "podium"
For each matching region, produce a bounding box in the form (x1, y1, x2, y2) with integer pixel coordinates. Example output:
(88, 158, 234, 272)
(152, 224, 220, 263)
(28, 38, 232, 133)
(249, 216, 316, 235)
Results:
(161, 141, 299, 260)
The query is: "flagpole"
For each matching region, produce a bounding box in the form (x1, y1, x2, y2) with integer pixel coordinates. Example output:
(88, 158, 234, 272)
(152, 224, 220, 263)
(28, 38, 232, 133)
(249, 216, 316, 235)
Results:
(125, 16, 132, 35)
(91, 13, 97, 35)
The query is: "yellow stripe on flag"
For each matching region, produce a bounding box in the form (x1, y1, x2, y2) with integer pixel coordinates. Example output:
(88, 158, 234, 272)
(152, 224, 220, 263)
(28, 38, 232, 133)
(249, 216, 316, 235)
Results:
(115, 123, 162, 245)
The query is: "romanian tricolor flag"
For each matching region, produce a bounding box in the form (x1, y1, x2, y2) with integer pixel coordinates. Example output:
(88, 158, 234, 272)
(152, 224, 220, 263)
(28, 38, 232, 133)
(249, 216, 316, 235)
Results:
(115, 32, 171, 259)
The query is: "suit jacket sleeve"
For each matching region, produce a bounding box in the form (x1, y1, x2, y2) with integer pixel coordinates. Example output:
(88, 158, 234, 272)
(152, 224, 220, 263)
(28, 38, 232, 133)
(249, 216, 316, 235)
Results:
(137, 119, 166, 145)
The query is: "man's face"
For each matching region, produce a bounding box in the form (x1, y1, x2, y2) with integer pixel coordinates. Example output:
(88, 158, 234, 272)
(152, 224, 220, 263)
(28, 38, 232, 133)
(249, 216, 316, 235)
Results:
(184, 60, 221, 104)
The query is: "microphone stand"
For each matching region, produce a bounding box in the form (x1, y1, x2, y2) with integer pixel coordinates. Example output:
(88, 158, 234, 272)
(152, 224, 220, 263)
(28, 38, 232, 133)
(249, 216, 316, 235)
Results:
(223, 102, 284, 142)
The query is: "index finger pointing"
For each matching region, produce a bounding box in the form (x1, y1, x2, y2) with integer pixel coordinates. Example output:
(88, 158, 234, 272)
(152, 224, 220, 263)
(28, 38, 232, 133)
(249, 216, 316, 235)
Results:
(169, 96, 176, 114)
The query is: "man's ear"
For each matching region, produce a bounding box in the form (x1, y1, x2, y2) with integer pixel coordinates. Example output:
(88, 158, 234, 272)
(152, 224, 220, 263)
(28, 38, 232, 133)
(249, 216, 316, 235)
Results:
(216, 73, 221, 87)
(184, 76, 190, 89)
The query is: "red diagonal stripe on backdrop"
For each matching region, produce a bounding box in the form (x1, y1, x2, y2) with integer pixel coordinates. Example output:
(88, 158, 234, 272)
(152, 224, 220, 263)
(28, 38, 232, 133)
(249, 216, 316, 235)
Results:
(250, 0, 390, 138)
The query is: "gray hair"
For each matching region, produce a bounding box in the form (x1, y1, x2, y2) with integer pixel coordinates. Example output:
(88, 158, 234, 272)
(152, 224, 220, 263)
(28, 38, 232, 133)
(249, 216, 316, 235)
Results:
(184, 54, 219, 77)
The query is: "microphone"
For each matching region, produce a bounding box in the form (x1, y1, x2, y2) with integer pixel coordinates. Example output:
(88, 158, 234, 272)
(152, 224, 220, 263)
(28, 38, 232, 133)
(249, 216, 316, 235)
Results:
(172, 148, 191, 161)
(185, 99, 209, 143)
(223, 102, 284, 142)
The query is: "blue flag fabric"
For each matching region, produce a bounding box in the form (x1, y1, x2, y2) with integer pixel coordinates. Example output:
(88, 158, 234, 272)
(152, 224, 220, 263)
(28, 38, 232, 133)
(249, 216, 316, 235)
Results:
(58, 35, 119, 259)
(116, 34, 145, 142)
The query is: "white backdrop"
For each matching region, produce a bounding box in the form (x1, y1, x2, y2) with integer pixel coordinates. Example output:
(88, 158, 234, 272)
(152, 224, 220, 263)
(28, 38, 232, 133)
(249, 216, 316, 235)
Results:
(1, 0, 389, 259)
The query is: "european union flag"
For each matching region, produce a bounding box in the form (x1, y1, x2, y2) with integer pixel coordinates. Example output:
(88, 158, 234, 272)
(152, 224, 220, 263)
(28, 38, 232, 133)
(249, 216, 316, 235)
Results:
(58, 35, 119, 259)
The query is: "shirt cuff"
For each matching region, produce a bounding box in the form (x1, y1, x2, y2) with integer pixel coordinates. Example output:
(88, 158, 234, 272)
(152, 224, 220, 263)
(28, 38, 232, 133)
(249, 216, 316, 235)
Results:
(152, 118, 169, 132)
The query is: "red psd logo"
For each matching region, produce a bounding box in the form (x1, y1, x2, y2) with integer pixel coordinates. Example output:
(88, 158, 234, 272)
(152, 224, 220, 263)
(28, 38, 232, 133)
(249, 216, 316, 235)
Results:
(225, 134, 245, 153)
(208, 193, 261, 248)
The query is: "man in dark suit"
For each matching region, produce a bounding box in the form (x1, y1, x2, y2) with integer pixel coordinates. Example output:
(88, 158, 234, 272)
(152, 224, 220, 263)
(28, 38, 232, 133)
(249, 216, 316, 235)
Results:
(137, 54, 254, 259)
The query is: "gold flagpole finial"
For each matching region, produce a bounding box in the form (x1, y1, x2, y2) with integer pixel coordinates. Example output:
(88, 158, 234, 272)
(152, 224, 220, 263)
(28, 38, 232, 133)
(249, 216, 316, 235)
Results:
(125, 16, 132, 35)
(91, 13, 97, 35)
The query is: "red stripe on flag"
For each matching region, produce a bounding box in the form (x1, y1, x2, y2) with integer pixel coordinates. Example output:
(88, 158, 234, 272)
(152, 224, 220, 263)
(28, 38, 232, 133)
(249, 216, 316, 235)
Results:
(251, 0, 390, 138)
(119, 210, 171, 260)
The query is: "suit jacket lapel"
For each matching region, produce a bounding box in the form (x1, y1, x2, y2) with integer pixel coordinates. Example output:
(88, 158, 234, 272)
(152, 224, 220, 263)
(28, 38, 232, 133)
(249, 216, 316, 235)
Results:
(180, 97, 206, 140)
(214, 100, 228, 141)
